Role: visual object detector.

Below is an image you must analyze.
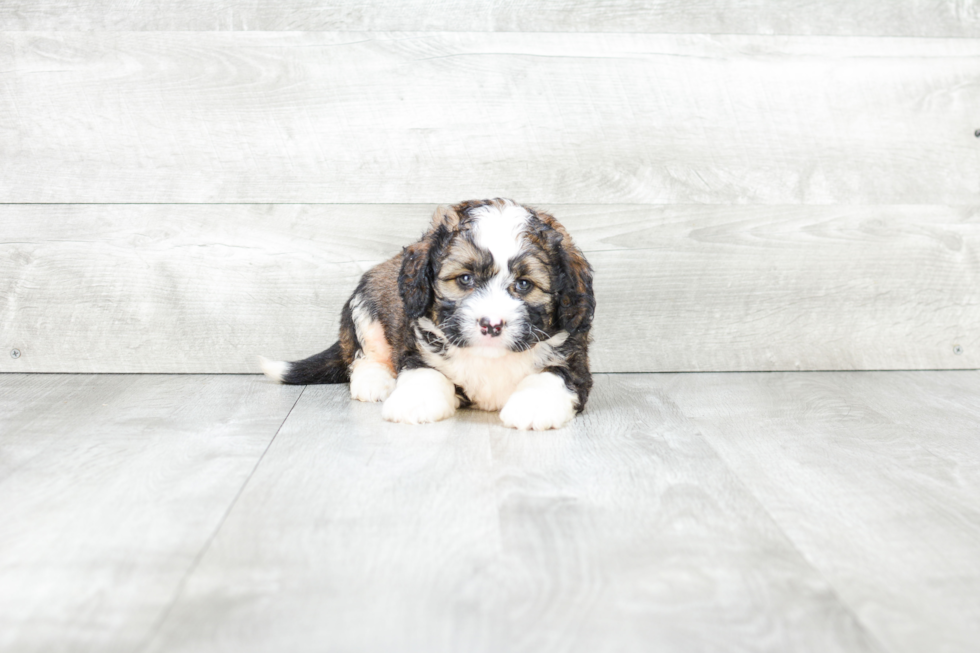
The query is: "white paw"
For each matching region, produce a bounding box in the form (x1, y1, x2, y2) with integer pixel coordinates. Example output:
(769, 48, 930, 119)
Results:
(382, 368, 458, 424)
(500, 372, 577, 431)
(349, 359, 396, 402)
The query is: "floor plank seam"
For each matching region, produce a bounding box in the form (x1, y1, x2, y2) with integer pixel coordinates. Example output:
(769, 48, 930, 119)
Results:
(664, 395, 895, 653)
(132, 384, 307, 653)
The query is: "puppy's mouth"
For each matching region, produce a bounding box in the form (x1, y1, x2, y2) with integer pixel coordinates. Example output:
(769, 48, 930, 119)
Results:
(467, 334, 513, 357)
(474, 333, 509, 346)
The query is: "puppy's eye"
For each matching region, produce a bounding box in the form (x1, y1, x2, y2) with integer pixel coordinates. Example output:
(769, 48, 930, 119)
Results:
(456, 274, 475, 288)
(514, 279, 533, 294)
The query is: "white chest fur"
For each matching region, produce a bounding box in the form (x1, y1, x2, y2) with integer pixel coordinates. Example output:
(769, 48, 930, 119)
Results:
(423, 346, 538, 411)
(417, 330, 569, 412)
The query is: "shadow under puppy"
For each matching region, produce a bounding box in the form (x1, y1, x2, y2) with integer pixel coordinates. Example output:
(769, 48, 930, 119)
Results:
(261, 198, 595, 430)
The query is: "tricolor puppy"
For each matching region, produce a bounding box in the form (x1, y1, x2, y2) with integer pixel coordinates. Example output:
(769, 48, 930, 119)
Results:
(260, 198, 595, 430)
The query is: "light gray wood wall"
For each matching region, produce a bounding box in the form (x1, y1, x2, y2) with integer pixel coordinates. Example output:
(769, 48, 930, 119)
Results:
(2, 1, 980, 36)
(1, 6, 978, 373)
(3, 33, 979, 204)
(2, 204, 976, 373)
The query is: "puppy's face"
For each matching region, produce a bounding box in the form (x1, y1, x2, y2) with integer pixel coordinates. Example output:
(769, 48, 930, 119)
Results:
(399, 199, 594, 355)
(433, 203, 554, 354)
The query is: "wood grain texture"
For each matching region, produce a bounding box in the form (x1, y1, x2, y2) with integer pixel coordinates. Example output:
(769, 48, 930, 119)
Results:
(2, 203, 977, 374)
(144, 385, 505, 653)
(3, 32, 979, 204)
(2, 0, 979, 36)
(0, 374, 302, 653)
(143, 377, 881, 653)
(666, 371, 980, 653)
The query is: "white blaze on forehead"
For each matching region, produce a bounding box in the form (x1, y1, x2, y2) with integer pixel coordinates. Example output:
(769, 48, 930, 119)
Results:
(460, 201, 533, 351)
(470, 202, 530, 272)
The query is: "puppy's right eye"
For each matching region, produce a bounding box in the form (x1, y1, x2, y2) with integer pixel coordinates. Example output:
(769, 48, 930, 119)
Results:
(456, 274, 474, 289)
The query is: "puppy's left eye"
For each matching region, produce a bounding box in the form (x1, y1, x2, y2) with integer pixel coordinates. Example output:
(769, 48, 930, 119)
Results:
(514, 279, 533, 294)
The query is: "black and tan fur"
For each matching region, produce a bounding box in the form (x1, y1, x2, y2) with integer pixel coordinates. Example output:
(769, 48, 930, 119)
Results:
(263, 198, 595, 428)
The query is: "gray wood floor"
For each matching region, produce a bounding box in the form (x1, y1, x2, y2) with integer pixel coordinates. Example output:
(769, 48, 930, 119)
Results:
(1, 371, 978, 653)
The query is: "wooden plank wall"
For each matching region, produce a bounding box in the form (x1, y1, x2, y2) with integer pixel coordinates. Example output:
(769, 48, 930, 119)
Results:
(1, 4, 978, 373)
(3, 1, 980, 35)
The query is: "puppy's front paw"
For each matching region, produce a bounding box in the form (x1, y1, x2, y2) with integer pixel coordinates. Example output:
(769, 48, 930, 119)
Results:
(382, 368, 458, 424)
(500, 372, 577, 431)
(349, 359, 396, 402)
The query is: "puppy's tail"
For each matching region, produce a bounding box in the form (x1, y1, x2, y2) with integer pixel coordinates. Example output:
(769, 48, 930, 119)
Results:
(259, 342, 350, 385)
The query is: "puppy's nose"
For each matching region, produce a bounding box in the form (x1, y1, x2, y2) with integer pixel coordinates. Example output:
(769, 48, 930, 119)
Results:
(479, 317, 505, 337)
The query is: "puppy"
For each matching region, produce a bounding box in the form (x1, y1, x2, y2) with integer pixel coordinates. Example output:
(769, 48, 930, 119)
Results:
(260, 198, 595, 430)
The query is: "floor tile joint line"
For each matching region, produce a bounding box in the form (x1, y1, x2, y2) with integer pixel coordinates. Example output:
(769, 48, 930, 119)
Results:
(661, 389, 894, 653)
(133, 384, 307, 653)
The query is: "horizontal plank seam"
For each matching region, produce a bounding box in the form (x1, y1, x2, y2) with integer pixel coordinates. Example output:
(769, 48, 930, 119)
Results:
(5, 369, 979, 378)
(3, 30, 980, 40)
(592, 368, 980, 375)
(134, 384, 306, 653)
(5, 202, 980, 207)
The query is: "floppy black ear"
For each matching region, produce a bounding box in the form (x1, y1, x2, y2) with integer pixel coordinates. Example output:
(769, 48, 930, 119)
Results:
(398, 206, 459, 320)
(555, 239, 595, 335)
(398, 237, 435, 320)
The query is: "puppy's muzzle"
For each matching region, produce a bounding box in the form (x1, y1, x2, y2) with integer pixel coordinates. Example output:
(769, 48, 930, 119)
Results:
(478, 317, 505, 337)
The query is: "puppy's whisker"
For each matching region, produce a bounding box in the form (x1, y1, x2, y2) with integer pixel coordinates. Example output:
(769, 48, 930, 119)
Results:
(529, 326, 550, 344)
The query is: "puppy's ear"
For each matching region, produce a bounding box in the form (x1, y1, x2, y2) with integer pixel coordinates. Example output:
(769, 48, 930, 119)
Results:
(399, 239, 434, 320)
(555, 239, 595, 335)
(399, 205, 459, 320)
(431, 204, 462, 230)
(529, 209, 594, 335)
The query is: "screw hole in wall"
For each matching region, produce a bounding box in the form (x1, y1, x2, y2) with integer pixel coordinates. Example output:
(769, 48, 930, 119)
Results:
(953, 345, 964, 355)
(10, 349, 21, 359)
